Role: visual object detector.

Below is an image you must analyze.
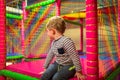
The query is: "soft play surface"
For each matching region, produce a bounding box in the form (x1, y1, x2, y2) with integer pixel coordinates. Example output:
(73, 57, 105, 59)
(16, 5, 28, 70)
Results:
(6, 58, 82, 80)
(6, 59, 45, 78)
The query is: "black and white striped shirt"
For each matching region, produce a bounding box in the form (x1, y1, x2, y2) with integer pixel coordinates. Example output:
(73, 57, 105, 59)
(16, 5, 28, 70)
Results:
(44, 36, 81, 71)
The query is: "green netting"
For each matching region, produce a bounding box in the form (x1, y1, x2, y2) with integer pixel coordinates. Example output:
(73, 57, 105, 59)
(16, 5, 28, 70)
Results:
(0, 70, 39, 80)
(61, 0, 117, 15)
(24, 2, 56, 58)
(64, 19, 82, 26)
(6, 18, 22, 59)
(98, 0, 119, 78)
(61, 0, 85, 15)
(61, 0, 119, 79)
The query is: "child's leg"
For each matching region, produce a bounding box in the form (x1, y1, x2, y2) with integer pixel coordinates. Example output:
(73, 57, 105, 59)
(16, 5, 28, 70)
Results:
(52, 65, 76, 80)
(41, 62, 58, 80)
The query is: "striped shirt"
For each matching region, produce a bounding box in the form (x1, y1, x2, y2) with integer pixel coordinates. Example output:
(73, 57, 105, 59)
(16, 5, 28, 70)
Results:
(44, 36, 81, 71)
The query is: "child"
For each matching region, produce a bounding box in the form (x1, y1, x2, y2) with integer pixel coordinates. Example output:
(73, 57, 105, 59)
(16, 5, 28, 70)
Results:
(41, 16, 85, 80)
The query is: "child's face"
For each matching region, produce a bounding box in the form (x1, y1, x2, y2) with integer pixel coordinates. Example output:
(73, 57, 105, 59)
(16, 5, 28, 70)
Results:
(46, 28, 55, 39)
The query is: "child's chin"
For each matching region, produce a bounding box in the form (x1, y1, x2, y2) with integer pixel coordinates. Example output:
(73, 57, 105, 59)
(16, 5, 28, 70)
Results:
(50, 37, 54, 40)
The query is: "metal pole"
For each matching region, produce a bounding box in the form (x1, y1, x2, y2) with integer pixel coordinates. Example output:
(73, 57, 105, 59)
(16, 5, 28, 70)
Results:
(118, 0, 120, 62)
(80, 19, 83, 52)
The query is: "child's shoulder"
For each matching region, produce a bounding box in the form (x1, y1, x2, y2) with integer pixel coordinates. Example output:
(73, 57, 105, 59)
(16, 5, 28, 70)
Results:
(62, 36, 73, 42)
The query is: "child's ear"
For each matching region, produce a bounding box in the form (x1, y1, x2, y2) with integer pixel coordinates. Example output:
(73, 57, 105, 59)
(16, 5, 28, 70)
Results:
(53, 30, 55, 34)
(51, 29, 56, 34)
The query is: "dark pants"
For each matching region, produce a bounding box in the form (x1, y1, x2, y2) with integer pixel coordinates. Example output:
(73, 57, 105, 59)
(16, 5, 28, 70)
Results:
(41, 62, 76, 80)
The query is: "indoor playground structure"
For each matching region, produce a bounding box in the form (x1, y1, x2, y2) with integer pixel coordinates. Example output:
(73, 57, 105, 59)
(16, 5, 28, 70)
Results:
(0, 0, 120, 80)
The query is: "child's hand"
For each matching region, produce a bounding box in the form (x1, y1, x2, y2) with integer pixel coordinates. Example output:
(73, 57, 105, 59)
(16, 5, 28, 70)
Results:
(39, 69, 46, 74)
(75, 72, 86, 80)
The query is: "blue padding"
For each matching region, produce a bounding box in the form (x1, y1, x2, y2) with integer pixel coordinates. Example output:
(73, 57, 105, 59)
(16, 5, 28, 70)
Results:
(7, 53, 22, 56)
(99, 56, 111, 60)
(99, 52, 119, 61)
(80, 55, 86, 58)
(78, 51, 85, 55)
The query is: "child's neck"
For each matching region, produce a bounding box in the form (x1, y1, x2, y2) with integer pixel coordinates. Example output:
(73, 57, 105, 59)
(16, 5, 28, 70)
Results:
(54, 33, 63, 40)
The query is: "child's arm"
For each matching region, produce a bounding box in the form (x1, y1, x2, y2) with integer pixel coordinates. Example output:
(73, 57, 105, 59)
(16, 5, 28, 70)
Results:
(75, 71, 86, 80)
(64, 38, 81, 72)
(64, 38, 86, 79)
(43, 49, 55, 69)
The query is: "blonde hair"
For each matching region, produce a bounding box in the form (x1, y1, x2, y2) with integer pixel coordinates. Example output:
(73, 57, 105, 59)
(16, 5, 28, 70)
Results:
(46, 16, 66, 34)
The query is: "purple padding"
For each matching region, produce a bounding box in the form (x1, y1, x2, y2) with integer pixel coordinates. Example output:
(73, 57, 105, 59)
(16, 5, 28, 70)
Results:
(6, 59, 45, 78)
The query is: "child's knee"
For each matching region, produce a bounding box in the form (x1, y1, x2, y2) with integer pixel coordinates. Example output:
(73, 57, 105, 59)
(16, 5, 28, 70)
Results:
(41, 72, 50, 80)
(52, 73, 67, 80)
(52, 73, 60, 80)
